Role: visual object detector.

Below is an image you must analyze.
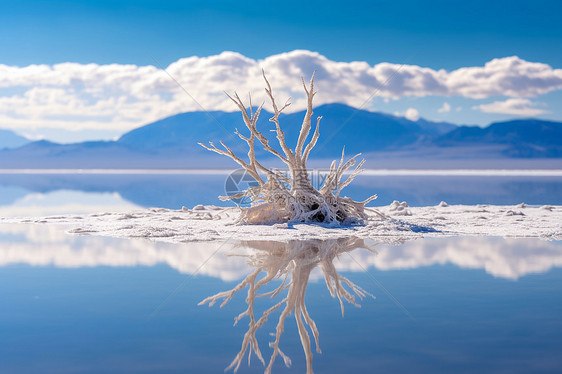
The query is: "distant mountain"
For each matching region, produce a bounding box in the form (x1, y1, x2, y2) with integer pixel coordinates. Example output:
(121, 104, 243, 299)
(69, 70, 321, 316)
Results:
(436, 119, 562, 157)
(0, 140, 194, 169)
(0, 129, 30, 150)
(0, 104, 561, 168)
(118, 110, 249, 152)
(117, 103, 456, 158)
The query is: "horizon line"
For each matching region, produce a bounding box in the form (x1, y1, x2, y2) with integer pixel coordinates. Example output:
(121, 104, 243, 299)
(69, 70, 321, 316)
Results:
(1, 168, 561, 177)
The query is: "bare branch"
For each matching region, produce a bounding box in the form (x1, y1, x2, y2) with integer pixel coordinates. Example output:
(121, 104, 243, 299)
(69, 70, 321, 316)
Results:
(336, 159, 365, 196)
(302, 116, 322, 164)
(198, 141, 262, 184)
(228, 91, 290, 164)
(262, 70, 294, 162)
(295, 71, 316, 159)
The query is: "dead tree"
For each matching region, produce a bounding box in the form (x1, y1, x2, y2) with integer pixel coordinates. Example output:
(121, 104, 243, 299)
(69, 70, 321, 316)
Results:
(199, 71, 379, 225)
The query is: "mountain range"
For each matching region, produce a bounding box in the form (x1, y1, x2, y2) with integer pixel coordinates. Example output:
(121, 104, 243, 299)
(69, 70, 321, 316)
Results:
(0, 103, 561, 169)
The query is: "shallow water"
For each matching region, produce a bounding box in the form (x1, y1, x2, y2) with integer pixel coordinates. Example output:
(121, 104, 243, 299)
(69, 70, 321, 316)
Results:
(1, 223, 562, 373)
(1, 171, 562, 209)
(1, 172, 562, 373)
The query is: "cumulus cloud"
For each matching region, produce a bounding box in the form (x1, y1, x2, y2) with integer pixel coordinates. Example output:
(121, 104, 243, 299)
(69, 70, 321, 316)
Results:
(446, 57, 562, 99)
(0, 50, 561, 137)
(473, 98, 548, 116)
(438, 102, 451, 113)
(404, 108, 420, 121)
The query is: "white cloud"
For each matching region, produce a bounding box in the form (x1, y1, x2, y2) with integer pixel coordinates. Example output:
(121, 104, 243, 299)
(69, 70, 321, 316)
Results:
(0, 50, 561, 138)
(446, 57, 562, 99)
(473, 98, 548, 116)
(404, 108, 420, 121)
(438, 102, 451, 113)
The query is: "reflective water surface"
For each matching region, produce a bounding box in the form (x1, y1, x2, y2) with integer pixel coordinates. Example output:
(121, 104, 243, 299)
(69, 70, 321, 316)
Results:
(1, 172, 562, 373)
(1, 172, 562, 208)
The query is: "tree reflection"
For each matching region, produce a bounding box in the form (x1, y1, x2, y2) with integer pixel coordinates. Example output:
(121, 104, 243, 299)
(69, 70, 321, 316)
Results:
(199, 237, 376, 374)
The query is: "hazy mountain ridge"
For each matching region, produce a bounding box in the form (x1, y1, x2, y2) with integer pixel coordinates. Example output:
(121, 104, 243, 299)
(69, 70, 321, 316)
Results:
(0, 103, 560, 168)
(435, 119, 562, 157)
(0, 129, 30, 150)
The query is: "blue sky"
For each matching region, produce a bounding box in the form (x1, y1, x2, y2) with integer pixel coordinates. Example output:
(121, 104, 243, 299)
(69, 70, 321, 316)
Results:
(1, 0, 561, 142)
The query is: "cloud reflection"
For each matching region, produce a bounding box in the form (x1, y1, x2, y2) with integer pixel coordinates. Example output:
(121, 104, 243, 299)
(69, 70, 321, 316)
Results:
(0, 223, 561, 281)
(0, 223, 248, 281)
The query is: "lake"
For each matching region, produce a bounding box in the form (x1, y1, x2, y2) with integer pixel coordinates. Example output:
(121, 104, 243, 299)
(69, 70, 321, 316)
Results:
(1, 171, 561, 373)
